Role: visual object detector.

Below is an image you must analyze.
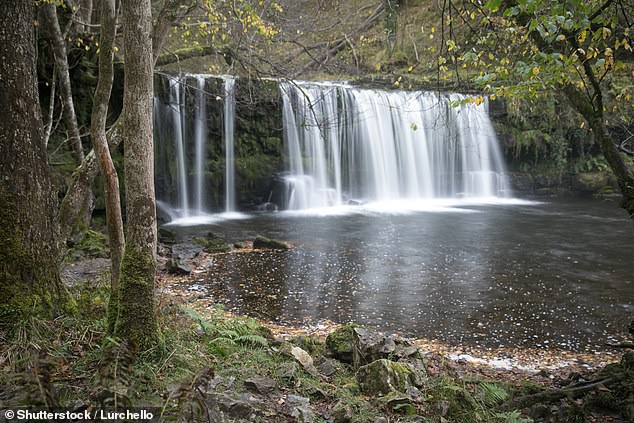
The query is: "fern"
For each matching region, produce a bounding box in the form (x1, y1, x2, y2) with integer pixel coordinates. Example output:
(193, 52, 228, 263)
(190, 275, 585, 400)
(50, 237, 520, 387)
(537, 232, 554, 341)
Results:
(95, 338, 137, 408)
(478, 382, 510, 406)
(170, 366, 215, 423)
(495, 410, 533, 423)
(233, 334, 269, 348)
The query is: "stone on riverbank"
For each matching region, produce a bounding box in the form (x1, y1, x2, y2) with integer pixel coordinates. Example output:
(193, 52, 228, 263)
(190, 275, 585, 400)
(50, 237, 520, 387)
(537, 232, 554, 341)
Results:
(253, 235, 289, 250)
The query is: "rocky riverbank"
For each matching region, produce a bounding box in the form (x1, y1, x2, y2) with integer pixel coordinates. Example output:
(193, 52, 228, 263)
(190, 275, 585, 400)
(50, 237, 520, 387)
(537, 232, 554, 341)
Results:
(51, 234, 634, 422)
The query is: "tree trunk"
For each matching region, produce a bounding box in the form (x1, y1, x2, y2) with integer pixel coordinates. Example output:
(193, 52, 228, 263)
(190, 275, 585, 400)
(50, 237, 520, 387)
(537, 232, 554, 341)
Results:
(57, 0, 179, 248)
(91, 0, 125, 332)
(0, 0, 68, 324)
(76, 0, 93, 33)
(562, 86, 634, 223)
(114, 0, 158, 348)
(41, 2, 85, 165)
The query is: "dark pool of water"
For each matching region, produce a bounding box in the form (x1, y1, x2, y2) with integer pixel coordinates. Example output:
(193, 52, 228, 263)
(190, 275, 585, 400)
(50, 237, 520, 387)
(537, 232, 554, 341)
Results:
(172, 198, 634, 351)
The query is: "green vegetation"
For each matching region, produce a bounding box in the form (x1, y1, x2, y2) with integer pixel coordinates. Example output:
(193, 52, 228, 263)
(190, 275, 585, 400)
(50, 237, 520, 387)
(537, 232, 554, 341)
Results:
(0, 276, 549, 422)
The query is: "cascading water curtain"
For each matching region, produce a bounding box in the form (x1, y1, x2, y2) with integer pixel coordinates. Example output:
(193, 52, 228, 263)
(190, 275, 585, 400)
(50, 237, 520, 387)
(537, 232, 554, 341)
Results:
(280, 81, 511, 210)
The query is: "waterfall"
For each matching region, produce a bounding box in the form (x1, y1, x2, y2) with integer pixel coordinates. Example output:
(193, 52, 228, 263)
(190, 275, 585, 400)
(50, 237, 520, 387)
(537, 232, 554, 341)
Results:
(170, 77, 190, 217)
(223, 76, 236, 212)
(280, 81, 511, 210)
(194, 76, 207, 214)
(154, 75, 512, 220)
(154, 73, 243, 222)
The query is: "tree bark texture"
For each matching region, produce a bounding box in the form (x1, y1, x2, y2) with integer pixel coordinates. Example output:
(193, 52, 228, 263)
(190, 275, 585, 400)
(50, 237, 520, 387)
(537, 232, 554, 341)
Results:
(0, 0, 67, 324)
(115, 0, 158, 348)
(91, 0, 125, 332)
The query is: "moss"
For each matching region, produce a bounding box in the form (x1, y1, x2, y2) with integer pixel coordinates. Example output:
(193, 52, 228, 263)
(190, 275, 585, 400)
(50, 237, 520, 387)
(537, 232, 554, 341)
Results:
(325, 324, 358, 363)
(356, 359, 419, 396)
(114, 246, 158, 349)
(0, 194, 66, 326)
(76, 229, 110, 257)
(574, 171, 612, 193)
(192, 236, 231, 253)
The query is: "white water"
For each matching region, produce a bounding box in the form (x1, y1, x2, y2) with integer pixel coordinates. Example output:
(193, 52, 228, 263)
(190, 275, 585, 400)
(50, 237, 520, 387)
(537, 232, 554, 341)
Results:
(194, 76, 207, 214)
(280, 81, 511, 210)
(224, 76, 237, 212)
(154, 74, 242, 223)
(170, 78, 190, 217)
(155, 76, 513, 222)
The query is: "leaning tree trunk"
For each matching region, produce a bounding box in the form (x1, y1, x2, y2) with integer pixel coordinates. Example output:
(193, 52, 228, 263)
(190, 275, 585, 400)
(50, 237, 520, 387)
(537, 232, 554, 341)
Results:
(42, 1, 96, 239)
(562, 82, 634, 224)
(57, 0, 183, 250)
(91, 0, 125, 332)
(0, 0, 68, 324)
(114, 0, 158, 348)
(41, 2, 85, 165)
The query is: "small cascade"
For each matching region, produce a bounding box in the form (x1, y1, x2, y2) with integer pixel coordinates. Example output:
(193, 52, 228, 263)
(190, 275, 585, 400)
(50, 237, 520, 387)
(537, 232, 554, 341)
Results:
(194, 75, 207, 214)
(170, 77, 190, 216)
(154, 73, 243, 222)
(223, 76, 237, 212)
(279, 81, 511, 209)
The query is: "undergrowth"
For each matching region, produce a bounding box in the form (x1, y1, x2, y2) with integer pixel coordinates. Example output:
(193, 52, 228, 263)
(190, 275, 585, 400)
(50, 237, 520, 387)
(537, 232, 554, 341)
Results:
(0, 276, 533, 422)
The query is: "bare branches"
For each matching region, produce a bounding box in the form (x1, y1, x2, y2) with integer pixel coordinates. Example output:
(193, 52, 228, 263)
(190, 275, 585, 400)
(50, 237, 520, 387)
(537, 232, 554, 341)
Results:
(295, 3, 385, 75)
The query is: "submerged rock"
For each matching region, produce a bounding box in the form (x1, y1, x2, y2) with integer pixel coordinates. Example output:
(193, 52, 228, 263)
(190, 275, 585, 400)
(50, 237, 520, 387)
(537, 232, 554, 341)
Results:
(158, 227, 178, 245)
(253, 235, 289, 250)
(192, 233, 231, 253)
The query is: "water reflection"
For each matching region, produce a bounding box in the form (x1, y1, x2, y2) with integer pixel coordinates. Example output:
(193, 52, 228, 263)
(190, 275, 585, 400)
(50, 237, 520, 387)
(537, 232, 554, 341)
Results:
(174, 199, 634, 351)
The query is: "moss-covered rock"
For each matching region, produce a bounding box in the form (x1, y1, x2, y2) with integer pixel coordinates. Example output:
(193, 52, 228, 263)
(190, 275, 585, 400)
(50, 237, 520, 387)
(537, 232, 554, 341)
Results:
(356, 359, 424, 396)
(252, 235, 288, 250)
(325, 324, 357, 363)
(192, 235, 231, 253)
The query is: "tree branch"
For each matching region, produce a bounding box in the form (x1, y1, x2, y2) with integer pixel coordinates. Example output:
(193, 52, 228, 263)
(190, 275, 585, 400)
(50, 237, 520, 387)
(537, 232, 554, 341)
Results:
(152, 0, 189, 65)
(155, 45, 219, 67)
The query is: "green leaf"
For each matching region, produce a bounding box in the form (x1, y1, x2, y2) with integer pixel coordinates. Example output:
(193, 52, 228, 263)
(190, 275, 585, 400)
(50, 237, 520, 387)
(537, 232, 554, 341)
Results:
(485, 0, 503, 13)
